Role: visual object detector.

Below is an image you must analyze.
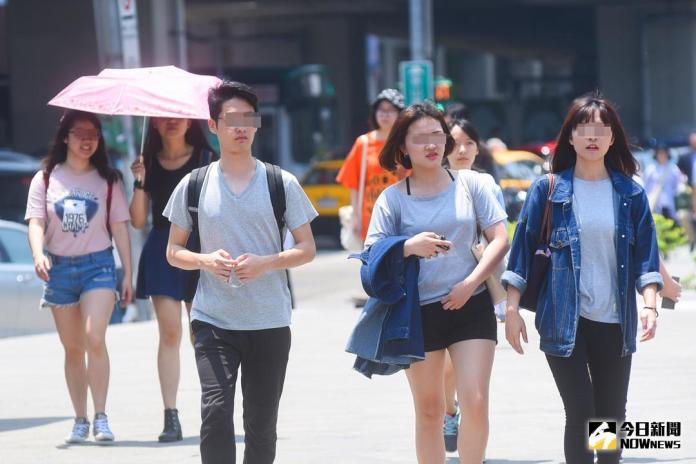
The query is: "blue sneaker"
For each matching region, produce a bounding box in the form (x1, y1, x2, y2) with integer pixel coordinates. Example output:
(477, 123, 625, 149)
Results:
(443, 407, 460, 452)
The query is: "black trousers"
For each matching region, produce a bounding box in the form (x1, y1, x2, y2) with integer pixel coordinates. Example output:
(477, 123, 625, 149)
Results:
(545, 317, 632, 464)
(192, 320, 291, 464)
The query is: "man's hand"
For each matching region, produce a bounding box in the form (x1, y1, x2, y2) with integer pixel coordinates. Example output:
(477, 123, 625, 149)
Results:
(201, 249, 236, 282)
(235, 253, 272, 284)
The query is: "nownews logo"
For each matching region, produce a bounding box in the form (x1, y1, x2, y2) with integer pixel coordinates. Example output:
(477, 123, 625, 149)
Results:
(588, 420, 682, 451)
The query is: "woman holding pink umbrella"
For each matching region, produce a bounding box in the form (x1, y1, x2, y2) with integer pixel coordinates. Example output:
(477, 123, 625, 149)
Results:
(130, 118, 215, 442)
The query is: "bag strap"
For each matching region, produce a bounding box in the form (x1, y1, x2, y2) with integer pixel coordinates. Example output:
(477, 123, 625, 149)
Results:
(106, 179, 113, 238)
(264, 162, 295, 308)
(457, 171, 482, 246)
(187, 164, 211, 253)
(43, 170, 50, 226)
(539, 174, 556, 245)
(356, 134, 369, 230)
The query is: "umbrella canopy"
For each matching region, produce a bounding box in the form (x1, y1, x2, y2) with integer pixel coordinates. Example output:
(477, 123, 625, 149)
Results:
(48, 66, 221, 120)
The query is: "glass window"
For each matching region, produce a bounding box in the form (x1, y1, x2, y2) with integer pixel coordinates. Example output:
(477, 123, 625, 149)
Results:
(0, 227, 33, 264)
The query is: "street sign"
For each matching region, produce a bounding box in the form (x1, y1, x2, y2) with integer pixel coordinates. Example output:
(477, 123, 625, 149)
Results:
(399, 60, 434, 105)
(117, 0, 141, 68)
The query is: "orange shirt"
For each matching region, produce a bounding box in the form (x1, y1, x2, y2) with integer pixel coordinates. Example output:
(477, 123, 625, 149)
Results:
(336, 131, 401, 240)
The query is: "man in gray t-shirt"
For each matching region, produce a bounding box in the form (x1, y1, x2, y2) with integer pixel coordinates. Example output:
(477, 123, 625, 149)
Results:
(164, 81, 317, 464)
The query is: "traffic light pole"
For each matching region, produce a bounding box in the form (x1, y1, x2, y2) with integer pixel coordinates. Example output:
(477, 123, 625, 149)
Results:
(409, 0, 433, 61)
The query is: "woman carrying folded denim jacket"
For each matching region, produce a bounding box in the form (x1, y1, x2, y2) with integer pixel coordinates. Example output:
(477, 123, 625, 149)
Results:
(366, 103, 509, 464)
(502, 93, 663, 464)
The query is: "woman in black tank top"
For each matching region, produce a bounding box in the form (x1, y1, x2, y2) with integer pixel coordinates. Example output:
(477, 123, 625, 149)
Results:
(128, 118, 216, 442)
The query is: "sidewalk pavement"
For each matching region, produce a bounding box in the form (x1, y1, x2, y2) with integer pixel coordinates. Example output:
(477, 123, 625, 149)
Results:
(0, 249, 694, 464)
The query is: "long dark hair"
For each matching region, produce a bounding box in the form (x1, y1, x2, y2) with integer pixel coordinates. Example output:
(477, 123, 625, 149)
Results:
(552, 92, 638, 176)
(43, 110, 119, 183)
(141, 119, 215, 166)
(379, 103, 454, 171)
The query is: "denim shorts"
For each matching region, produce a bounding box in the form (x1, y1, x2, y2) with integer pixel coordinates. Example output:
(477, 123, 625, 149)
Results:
(42, 247, 118, 308)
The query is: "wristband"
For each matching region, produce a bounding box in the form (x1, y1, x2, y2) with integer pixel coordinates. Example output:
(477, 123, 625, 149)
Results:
(643, 306, 659, 317)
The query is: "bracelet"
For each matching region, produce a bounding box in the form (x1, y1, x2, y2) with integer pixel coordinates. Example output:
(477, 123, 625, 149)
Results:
(133, 179, 144, 190)
(643, 306, 659, 317)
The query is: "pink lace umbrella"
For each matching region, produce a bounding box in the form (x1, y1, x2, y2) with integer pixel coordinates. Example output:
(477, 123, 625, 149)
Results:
(48, 66, 221, 168)
(48, 65, 221, 120)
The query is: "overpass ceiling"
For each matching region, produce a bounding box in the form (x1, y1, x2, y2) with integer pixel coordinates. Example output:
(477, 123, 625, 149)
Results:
(187, 0, 682, 21)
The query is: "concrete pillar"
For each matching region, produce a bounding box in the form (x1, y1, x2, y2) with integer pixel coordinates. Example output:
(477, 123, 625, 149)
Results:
(642, 11, 696, 139)
(457, 52, 496, 100)
(596, 5, 643, 139)
(306, 16, 363, 146)
(598, 1, 696, 141)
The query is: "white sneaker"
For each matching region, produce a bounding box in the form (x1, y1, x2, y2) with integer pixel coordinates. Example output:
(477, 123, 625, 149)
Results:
(122, 304, 138, 323)
(93, 413, 115, 442)
(65, 417, 90, 444)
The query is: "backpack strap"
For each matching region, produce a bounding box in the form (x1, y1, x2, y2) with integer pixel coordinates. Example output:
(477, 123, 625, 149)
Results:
(198, 148, 213, 167)
(183, 163, 211, 301)
(265, 162, 286, 235)
(264, 162, 294, 308)
(187, 164, 211, 253)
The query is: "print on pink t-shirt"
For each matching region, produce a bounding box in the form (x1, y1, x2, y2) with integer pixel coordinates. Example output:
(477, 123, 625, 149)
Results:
(25, 164, 130, 256)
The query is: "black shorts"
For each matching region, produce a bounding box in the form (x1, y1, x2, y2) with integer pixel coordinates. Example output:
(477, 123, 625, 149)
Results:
(421, 289, 498, 352)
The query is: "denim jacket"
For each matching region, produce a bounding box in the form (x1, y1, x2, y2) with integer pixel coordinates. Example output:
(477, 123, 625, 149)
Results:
(501, 167, 663, 357)
(345, 236, 424, 378)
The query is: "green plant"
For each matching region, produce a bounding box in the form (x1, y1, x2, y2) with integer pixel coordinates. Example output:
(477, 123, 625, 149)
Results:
(653, 214, 687, 259)
(507, 221, 518, 244)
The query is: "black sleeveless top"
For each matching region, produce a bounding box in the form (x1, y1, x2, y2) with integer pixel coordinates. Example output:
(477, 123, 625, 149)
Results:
(144, 148, 210, 228)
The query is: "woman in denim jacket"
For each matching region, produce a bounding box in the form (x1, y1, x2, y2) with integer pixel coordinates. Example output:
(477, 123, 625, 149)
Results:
(502, 93, 662, 464)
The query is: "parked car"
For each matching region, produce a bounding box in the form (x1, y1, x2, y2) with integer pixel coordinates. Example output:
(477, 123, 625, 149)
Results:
(0, 149, 39, 164)
(0, 220, 126, 337)
(492, 150, 546, 221)
(0, 220, 54, 337)
(0, 159, 41, 224)
(300, 159, 350, 239)
(512, 140, 557, 158)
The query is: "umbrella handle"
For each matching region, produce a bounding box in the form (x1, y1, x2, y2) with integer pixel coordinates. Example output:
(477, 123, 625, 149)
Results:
(137, 117, 148, 182)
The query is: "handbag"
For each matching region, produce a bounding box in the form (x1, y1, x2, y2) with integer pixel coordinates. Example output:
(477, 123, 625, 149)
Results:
(518, 173, 555, 312)
(459, 173, 507, 305)
(339, 134, 369, 251)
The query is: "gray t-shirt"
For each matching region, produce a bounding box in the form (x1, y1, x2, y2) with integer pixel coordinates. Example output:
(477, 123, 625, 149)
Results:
(572, 177, 619, 324)
(163, 159, 318, 330)
(365, 170, 507, 305)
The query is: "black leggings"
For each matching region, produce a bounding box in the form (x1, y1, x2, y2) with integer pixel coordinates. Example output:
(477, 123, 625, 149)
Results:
(545, 317, 632, 464)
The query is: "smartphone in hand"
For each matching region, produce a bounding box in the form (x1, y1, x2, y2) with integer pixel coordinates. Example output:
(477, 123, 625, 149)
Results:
(661, 276, 680, 310)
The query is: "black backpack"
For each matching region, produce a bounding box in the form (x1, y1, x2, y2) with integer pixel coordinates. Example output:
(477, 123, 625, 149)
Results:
(185, 161, 294, 307)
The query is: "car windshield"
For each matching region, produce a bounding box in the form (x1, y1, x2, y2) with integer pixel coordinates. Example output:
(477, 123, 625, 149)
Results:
(304, 167, 339, 185)
(0, 172, 34, 223)
(499, 160, 543, 181)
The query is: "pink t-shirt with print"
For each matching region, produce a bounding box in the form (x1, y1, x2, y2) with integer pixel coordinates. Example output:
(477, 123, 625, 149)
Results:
(24, 164, 130, 256)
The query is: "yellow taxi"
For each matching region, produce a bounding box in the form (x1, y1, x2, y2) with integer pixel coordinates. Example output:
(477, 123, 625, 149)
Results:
(492, 150, 546, 221)
(301, 159, 350, 236)
(492, 150, 545, 190)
